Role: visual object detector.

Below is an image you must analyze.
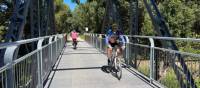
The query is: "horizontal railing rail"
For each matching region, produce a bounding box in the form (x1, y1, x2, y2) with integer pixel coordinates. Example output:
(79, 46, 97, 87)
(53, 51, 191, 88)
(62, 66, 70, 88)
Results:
(0, 34, 67, 88)
(84, 33, 200, 88)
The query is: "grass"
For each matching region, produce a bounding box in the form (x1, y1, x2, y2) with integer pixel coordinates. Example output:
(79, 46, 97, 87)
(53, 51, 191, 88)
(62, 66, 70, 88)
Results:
(195, 77, 200, 88)
(134, 59, 200, 88)
(79, 35, 85, 40)
(159, 68, 180, 88)
(137, 60, 150, 77)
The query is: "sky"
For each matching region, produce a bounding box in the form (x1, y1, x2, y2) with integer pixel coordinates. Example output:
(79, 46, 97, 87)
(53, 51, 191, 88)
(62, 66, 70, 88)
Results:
(64, 0, 86, 11)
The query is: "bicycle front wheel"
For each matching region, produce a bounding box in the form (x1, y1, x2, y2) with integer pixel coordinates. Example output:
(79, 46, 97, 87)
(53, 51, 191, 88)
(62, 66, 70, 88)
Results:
(114, 57, 122, 80)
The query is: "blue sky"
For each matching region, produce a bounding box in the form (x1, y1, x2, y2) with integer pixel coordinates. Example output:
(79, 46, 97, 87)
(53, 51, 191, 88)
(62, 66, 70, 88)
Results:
(64, 0, 86, 11)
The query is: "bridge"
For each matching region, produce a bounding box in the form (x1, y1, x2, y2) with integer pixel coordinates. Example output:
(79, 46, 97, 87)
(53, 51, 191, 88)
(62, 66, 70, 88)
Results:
(0, 0, 200, 88)
(0, 33, 199, 88)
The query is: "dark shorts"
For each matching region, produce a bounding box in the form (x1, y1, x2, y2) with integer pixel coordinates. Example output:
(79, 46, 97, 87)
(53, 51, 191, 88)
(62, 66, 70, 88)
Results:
(108, 41, 121, 47)
(72, 38, 77, 41)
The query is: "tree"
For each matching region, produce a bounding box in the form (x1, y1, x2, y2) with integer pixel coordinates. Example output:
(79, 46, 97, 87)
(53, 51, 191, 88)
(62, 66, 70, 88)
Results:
(0, 1, 13, 42)
(71, 0, 105, 33)
(71, 0, 80, 4)
(55, 0, 72, 33)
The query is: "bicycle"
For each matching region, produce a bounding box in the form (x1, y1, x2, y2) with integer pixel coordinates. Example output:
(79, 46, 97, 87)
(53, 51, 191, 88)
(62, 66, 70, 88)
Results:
(109, 45, 122, 80)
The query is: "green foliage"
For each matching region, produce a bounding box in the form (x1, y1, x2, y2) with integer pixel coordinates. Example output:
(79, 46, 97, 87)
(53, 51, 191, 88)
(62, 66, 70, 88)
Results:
(0, 1, 13, 42)
(141, 6, 155, 36)
(158, 0, 197, 37)
(0, 26, 6, 42)
(71, 0, 105, 33)
(55, 0, 72, 33)
(195, 77, 200, 88)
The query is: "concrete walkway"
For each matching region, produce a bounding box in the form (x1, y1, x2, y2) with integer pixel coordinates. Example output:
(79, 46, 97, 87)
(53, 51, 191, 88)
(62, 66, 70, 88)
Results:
(45, 41, 154, 88)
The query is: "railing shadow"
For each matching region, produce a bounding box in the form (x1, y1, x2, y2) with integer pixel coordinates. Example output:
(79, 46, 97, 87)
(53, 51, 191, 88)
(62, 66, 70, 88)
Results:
(65, 46, 97, 51)
(53, 67, 102, 71)
(52, 66, 111, 74)
(45, 65, 111, 88)
(62, 53, 102, 55)
(73, 48, 98, 51)
(124, 66, 161, 88)
(76, 47, 95, 48)
(44, 47, 65, 88)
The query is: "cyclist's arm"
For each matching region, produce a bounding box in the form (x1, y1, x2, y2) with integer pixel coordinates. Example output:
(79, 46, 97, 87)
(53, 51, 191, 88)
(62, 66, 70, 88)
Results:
(105, 35, 109, 45)
(105, 35, 112, 48)
(119, 35, 125, 46)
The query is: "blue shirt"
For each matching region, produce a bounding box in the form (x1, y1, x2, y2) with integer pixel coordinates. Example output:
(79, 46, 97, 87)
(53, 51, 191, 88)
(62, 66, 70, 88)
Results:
(105, 30, 125, 46)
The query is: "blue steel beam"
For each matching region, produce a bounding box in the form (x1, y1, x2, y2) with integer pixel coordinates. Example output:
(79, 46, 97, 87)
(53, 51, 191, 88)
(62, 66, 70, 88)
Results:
(101, 0, 123, 33)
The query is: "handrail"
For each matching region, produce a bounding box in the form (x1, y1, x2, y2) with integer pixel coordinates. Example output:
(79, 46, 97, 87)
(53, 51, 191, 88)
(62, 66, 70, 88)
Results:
(126, 35, 200, 42)
(0, 34, 64, 49)
(84, 33, 200, 42)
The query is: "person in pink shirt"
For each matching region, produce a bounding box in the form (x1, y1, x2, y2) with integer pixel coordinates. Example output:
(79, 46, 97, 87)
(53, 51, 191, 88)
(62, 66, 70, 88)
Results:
(70, 30, 78, 49)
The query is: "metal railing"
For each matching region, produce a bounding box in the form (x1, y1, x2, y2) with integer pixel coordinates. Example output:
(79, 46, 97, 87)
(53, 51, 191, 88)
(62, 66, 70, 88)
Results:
(0, 34, 66, 88)
(84, 33, 200, 88)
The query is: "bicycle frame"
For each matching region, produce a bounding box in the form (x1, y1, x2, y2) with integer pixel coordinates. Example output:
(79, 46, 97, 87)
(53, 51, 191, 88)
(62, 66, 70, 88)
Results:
(110, 45, 122, 80)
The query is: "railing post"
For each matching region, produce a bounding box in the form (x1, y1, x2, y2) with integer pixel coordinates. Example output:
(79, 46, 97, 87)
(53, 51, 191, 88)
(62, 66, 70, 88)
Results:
(59, 35, 63, 52)
(37, 39, 44, 88)
(149, 38, 155, 83)
(91, 34, 93, 45)
(49, 36, 53, 67)
(4, 46, 18, 88)
(100, 34, 102, 52)
(124, 36, 130, 65)
(95, 34, 98, 48)
(94, 34, 95, 46)
(55, 35, 58, 57)
(94, 34, 95, 47)
(92, 34, 93, 45)
(90, 34, 91, 44)
(94, 34, 96, 47)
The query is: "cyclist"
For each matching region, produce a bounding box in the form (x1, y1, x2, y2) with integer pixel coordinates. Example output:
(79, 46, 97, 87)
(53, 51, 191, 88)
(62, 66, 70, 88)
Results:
(105, 23, 125, 66)
(70, 30, 78, 47)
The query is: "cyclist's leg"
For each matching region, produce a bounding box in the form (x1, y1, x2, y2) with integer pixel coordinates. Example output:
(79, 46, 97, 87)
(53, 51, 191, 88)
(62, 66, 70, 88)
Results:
(107, 46, 112, 65)
(116, 43, 124, 60)
(107, 42, 116, 65)
(116, 44, 121, 55)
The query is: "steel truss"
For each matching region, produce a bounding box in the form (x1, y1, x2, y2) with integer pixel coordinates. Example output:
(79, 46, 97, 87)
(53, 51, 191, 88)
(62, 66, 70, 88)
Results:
(142, 0, 196, 87)
(0, 0, 56, 67)
(101, 0, 123, 33)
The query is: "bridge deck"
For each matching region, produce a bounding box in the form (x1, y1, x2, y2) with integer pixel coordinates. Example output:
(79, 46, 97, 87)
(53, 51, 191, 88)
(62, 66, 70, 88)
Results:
(45, 41, 153, 88)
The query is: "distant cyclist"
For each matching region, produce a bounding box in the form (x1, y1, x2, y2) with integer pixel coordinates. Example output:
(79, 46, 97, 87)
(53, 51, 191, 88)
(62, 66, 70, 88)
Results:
(70, 30, 78, 49)
(105, 23, 125, 66)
